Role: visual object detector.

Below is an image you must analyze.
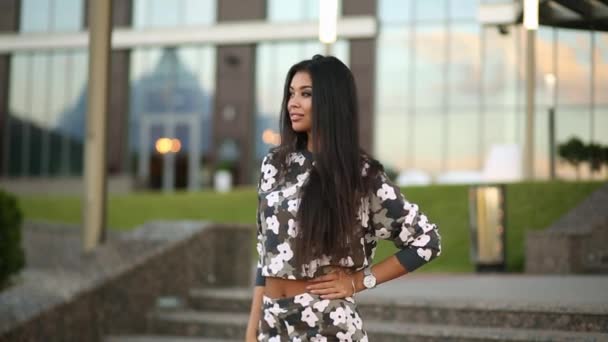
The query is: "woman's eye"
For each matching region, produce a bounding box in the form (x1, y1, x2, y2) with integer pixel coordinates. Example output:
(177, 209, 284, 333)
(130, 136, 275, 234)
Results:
(302, 92, 311, 97)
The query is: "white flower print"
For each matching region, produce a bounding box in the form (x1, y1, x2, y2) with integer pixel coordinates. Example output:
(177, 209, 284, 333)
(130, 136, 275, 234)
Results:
(268, 336, 281, 342)
(267, 303, 287, 315)
(292, 338, 302, 342)
(313, 299, 330, 312)
(364, 233, 377, 244)
(330, 307, 347, 326)
(339, 256, 354, 267)
(337, 331, 353, 342)
(260, 177, 275, 191)
(266, 191, 280, 207)
(352, 312, 363, 329)
(377, 183, 397, 202)
(294, 293, 314, 307)
(289, 153, 306, 166)
(264, 311, 276, 328)
(361, 162, 370, 176)
(360, 335, 369, 342)
(282, 184, 297, 197)
(301, 306, 319, 327)
(266, 215, 280, 234)
(262, 162, 278, 180)
(263, 296, 272, 305)
(287, 219, 298, 238)
(268, 256, 284, 274)
(405, 209, 418, 225)
(412, 234, 431, 247)
(399, 226, 413, 243)
(288, 199, 300, 213)
(285, 321, 295, 335)
(277, 242, 294, 262)
(296, 172, 309, 187)
(417, 214, 429, 228)
(404, 201, 419, 212)
(417, 248, 433, 261)
(311, 335, 327, 342)
(423, 222, 436, 233)
(375, 227, 391, 239)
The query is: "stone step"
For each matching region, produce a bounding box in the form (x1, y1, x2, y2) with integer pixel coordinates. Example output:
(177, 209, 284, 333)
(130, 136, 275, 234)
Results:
(147, 311, 248, 340)
(105, 336, 240, 342)
(188, 287, 608, 333)
(146, 309, 608, 342)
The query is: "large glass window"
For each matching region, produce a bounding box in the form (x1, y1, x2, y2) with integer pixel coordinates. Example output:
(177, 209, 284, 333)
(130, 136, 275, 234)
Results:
(133, 0, 216, 28)
(594, 32, 608, 146)
(6, 50, 88, 177)
(267, 0, 345, 22)
(20, 0, 83, 32)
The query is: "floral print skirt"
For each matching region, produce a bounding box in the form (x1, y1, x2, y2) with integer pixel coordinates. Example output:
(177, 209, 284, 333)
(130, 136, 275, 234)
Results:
(257, 292, 368, 342)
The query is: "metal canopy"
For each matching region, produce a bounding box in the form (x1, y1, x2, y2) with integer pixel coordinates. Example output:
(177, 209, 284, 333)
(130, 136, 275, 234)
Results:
(535, 0, 608, 31)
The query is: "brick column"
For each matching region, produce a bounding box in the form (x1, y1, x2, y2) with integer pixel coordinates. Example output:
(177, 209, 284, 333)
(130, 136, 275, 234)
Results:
(214, 0, 266, 185)
(343, 0, 377, 154)
(0, 0, 20, 175)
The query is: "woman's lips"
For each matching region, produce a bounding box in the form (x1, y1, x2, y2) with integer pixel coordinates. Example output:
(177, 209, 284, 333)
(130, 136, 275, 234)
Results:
(290, 113, 304, 121)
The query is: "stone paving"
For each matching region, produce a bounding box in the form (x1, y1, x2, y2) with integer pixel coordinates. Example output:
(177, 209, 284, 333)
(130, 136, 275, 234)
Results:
(358, 273, 608, 310)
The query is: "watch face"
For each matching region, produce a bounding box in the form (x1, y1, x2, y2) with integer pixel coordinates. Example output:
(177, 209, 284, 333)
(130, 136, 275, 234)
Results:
(363, 275, 376, 289)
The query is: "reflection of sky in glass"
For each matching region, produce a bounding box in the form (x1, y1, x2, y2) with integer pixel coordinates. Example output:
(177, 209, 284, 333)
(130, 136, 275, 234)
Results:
(449, 24, 479, 107)
(20, 0, 83, 32)
(416, 0, 446, 21)
(267, 0, 321, 22)
(374, 0, 608, 176)
(133, 0, 215, 28)
(415, 25, 446, 107)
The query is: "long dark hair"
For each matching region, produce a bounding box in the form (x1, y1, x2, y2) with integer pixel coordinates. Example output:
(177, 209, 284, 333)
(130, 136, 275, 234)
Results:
(274, 55, 381, 265)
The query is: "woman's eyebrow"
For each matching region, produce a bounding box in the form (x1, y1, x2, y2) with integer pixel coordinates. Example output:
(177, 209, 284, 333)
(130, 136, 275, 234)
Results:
(289, 85, 312, 90)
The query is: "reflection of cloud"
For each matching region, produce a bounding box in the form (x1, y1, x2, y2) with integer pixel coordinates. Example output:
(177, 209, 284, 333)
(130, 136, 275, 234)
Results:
(413, 27, 608, 105)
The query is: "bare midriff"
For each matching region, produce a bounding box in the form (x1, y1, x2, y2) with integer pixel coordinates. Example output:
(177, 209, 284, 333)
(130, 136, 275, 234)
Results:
(263, 266, 355, 299)
(264, 277, 310, 299)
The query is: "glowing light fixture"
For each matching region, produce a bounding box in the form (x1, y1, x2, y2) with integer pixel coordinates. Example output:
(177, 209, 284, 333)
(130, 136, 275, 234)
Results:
(319, 0, 338, 44)
(523, 0, 539, 30)
(170, 139, 182, 153)
(262, 129, 281, 146)
(155, 137, 182, 154)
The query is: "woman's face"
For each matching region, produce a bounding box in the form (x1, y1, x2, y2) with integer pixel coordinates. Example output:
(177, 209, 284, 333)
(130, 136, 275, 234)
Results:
(287, 71, 313, 134)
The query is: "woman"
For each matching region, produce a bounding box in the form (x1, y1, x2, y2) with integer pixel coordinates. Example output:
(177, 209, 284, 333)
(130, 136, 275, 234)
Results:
(246, 55, 441, 341)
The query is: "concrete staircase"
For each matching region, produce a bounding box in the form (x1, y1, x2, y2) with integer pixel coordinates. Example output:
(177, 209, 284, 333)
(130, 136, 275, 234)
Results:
(105, 287, 608, 341)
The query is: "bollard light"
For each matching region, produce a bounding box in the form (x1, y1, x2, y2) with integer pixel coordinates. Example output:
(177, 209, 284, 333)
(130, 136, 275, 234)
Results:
(468, 184, 507, 272)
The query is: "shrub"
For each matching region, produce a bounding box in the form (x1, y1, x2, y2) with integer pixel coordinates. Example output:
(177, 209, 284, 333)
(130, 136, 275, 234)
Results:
(0, 189, 25, 288)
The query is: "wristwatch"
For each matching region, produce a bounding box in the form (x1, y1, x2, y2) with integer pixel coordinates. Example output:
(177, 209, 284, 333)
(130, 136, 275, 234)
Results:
(362, 266, 377, 289)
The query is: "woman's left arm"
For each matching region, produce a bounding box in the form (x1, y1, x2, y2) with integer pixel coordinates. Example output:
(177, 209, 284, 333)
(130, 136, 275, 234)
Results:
(307, 169, 442, 299)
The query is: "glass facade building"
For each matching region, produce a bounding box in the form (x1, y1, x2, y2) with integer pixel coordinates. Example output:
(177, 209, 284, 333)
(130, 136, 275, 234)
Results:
(1, 0, 606, 189)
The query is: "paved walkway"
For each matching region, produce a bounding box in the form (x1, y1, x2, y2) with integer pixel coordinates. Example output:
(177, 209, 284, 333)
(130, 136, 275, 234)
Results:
(357, 273, 608, 311)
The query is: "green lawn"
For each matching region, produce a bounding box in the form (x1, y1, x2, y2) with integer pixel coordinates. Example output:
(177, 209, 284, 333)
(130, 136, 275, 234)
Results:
(14, 181, 604, 272)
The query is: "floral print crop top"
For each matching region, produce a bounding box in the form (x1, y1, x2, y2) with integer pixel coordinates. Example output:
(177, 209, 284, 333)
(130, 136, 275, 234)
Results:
(255, 149, 441, 286)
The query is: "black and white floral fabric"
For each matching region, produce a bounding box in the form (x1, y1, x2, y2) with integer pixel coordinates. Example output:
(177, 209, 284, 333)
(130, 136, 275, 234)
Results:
(255, 149, 442, 286)
(258, 292, 368, 341)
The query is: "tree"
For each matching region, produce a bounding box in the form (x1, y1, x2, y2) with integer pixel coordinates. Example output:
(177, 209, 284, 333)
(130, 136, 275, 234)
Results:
(586, 142, 603, 177)
(557, 137, 586, 180)
(603, 146, 608, 179)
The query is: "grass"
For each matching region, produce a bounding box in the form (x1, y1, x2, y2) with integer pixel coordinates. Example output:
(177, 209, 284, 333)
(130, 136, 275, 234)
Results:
(14, 181, 604, 273)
